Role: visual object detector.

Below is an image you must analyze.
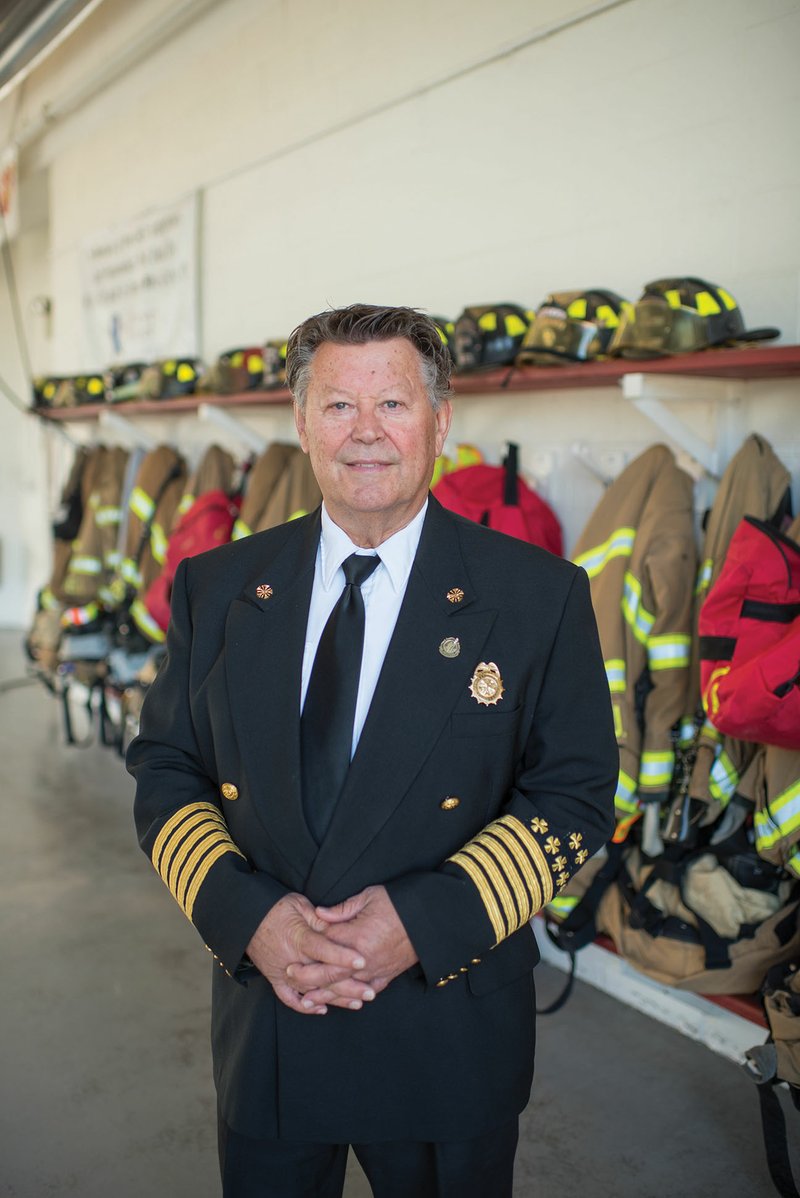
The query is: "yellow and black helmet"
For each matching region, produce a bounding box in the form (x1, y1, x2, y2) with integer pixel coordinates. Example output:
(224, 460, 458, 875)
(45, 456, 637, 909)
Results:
(429, 315, 456, 364)
(205, 347, 265, 394)
(452, 304, 534, 371)
(516, 289, 630, 365)
(608, 277, 780, 358)
(261, 339, 288, 389)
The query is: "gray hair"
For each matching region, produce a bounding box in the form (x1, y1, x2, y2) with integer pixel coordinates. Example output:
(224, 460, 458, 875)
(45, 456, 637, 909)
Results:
(286, 303, 452, 411)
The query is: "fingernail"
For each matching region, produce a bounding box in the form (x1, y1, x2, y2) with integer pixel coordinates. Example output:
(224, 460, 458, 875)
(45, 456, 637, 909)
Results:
(363, 988, 375, 1001)
(286, 966, 294, 979)
(353, 956, 366, 969)
(302, 999, 314, 1009)
(349, 1000, 362, 1010)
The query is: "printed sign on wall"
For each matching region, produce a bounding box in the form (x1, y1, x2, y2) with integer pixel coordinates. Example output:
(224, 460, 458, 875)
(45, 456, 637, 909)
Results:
(0, 144, 19, 243)
(80, 194, 199, 366)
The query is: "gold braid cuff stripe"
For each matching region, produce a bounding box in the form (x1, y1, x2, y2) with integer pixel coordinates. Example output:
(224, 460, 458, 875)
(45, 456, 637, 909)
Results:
(448, 850, 506, 943)
(448, 814, 555, 941)
(152, 802, 244, 920)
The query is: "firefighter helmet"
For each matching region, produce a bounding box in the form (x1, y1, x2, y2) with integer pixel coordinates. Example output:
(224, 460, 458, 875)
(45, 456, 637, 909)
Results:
(609, 277, 780, 358)
(261, 339, 288, 389)
(516, 289, 630, 365)
(452, 304, 533, 371)
(429, 315, 456, 364)
(205, 347, 265, 394)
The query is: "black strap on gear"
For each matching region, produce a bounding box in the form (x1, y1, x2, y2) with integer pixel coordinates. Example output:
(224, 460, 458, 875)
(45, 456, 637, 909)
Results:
(755, 1080, 800, 1198)
(535, 843, 625, 1016)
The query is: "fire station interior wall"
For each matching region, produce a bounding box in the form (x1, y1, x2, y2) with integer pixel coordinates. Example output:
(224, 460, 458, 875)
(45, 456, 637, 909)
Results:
(0, 0, 799, 626)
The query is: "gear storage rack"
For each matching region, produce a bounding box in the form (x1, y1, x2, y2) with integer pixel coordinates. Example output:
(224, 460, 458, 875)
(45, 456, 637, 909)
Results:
(36, 341, 800, 1060)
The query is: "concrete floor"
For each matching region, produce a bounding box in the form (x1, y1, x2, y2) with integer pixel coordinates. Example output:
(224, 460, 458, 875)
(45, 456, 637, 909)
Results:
(0, 628, 795, 1197)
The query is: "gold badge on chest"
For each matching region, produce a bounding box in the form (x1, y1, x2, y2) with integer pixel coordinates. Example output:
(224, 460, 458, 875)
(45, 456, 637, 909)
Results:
(469, 661, 504, 706)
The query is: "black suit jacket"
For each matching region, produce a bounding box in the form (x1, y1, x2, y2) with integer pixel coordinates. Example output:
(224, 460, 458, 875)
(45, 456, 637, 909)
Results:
(128, 496, 617, 1142)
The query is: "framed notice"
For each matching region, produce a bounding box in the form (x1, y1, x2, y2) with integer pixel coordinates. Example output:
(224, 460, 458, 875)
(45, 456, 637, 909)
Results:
(0, 144, 18, 243)
(80, 193, 199, 366)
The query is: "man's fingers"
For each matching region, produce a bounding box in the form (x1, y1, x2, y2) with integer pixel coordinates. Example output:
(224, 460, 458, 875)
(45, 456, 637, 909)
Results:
(286, 961, 358, 991)
(272, 983, 327, 1016)
(315, 890, 371, 924)
(301, 983, 376, 1011)
(298, 926, 366, 972)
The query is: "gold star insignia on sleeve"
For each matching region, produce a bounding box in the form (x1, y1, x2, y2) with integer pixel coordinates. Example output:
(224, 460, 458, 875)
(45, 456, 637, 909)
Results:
(576, 848, 589, 865)
(552, 855, 568, 872)
(530, 817, 549, 834)
(569, 832, 583, 850)
(557, 871, 570, 888)
(544, 836, 561, 855)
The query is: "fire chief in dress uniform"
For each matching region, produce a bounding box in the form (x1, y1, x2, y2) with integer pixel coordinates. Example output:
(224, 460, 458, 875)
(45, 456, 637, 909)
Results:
(127, 304, 617, 1198)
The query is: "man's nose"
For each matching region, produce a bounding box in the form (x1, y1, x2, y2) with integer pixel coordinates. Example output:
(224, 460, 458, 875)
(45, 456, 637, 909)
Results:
(352, 407, 382, 442)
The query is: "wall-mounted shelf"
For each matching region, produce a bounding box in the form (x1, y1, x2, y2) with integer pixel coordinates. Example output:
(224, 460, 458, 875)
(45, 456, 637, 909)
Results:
(32, 343, 800, 422)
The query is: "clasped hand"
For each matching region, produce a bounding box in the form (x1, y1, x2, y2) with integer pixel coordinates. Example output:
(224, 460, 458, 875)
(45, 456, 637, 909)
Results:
(245, 885, 417, 1016)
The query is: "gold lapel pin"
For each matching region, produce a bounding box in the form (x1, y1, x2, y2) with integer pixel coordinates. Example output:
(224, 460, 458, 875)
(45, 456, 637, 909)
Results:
(469, 661, 505, 706)
(256, 584, 274, 600)
(446, 587, 465, 604)
(439, 637, 461, 658)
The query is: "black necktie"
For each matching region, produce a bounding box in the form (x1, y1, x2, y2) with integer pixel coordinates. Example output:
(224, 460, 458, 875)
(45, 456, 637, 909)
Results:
(301, 552, 381, 843)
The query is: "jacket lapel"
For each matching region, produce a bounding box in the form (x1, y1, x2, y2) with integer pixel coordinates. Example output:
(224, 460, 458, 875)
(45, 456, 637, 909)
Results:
(306, 499, 498, 900)
(225, 512, 320, 888)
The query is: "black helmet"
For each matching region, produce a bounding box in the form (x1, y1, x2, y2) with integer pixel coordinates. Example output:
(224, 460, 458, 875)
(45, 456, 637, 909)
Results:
(608, 277, 780, 358)
(516, 289, 630, 365)
(452, 304, 533, 371)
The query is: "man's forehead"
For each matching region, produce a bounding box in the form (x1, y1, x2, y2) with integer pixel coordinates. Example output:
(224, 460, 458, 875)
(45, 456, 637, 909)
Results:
(309, 338, 424, 393)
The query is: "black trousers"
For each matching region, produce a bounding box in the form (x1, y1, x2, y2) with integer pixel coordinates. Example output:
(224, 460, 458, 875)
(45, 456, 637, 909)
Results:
(218, 1113, 519, 1198)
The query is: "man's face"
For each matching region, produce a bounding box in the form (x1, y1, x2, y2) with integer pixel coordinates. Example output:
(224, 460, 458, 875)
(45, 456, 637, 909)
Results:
(294, 339, 452, 540)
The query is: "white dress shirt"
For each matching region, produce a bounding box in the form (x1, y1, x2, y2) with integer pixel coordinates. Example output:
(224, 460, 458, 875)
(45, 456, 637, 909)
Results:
(301, 501, 427, 758)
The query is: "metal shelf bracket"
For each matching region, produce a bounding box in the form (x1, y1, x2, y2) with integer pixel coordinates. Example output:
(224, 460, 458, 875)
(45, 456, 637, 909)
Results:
(198, 404, 267, 454)
(621, 373, 742, 478)
(97, 409, 157, 449)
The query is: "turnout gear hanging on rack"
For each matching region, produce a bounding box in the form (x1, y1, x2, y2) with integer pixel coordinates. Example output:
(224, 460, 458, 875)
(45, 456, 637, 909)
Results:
(132, 445, 239, 644)
(700, 515, 800, 752)
(571, 444, 696, 834)
(432, 443, 563, 555)
(59, 445, 129, 628)
(232, 442, 321, 540)
(672, 435, 793, 839)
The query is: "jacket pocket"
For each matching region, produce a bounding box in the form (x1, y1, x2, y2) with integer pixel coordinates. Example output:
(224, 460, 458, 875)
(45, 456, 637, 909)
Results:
(450, 706, 520, 738)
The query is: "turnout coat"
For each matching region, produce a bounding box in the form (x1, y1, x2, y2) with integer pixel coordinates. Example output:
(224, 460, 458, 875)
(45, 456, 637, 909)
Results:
(128, 496, 617, 1143)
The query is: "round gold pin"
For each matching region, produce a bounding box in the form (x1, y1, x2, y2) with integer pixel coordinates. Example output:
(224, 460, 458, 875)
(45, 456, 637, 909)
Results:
(256, 584, 273, 600)
(469, 661, 504, 706)
(439, 637, 461, 658)
(446, 587, 465, 604)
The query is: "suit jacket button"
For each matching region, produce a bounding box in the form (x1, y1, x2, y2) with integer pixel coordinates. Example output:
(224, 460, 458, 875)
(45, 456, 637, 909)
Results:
(440, 796, 460, 810)
(221, 782, 239, 801)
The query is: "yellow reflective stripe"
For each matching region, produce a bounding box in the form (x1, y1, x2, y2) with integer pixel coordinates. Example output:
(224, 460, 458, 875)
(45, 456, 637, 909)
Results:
(97, 586, 116, 607)
(286, 508, 308, 522)
(68, 555, 102, 575)
(130, 598, 166, 643)
(717, 287, 738, 312)
(754, 780, 800, 851)
(150, 522, 168, 564)
(615, 769, 638, 814)
(665, 289, 682, 309)
(130, 486, 155, 523)
(94, 506, 122, 527)
(567, 298, 587, 319)
(120, 558, 142, 586)
(695, 558, 713, 596)
(60, 601, 100, 627)
(573, 527, 636, 578)
(547, 895, 579, 918)
(505, 313, 527, 337)
(639, 750, 674, 788)
(104, 550, 121, 569)
(596, 303, 620, 329)
(787, 847, 800, 880)
(678, 718, 697, 747)
(622, 572, 655, 645)
(478, 311, 498, 332)
(177, 493, 195, 516)
(709, 748, 738, 808)
(605, 658, 626, 694)
(701, 718, 721, 743)
(648, 635, 691, 671)
(694, 290, 721, 316)
(40, 587, 61, 611)
(232, 518, 252, 540)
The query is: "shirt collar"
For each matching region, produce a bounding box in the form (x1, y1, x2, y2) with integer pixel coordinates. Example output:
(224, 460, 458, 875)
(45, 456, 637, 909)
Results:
(319, 501, 427, 594)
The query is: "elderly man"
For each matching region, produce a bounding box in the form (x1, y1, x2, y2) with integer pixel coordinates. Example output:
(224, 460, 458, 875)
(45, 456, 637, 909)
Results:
(128, 304, 617, 1198)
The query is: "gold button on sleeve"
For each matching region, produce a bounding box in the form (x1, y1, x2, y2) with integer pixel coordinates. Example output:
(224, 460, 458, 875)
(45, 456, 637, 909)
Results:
(220, 782, 238, 801)
(440, 796, 460, 811)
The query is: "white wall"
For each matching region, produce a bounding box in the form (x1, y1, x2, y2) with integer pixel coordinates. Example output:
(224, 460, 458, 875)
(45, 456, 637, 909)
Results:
(0, 0, 799, 623)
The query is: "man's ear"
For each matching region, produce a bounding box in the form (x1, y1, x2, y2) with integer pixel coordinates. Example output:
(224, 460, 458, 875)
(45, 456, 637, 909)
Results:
(294, 401, 309, 454)
(434, 399, 453, 458)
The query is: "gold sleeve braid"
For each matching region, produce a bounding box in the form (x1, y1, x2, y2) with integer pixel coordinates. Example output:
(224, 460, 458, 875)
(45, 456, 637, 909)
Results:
(448, 813, 572, 945)
(152, 802, 245, 922)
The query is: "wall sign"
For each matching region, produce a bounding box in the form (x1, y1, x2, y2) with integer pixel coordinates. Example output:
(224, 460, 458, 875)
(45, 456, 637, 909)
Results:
(0, 144, 18, 243)
(80, 193, 199, 366)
